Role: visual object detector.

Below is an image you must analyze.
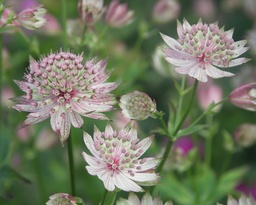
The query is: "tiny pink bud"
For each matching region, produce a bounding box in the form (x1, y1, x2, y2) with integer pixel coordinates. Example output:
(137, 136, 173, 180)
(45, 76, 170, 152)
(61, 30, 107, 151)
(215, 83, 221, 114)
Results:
(229, 82, 256, 111)
(105, 0, 134, 28)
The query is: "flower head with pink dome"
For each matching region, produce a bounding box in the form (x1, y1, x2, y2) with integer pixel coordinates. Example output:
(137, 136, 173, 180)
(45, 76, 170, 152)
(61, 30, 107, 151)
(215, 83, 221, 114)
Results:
(12, 50, 118, 145)
(81, 122, 160, 192)
(161, 19, 249, 82)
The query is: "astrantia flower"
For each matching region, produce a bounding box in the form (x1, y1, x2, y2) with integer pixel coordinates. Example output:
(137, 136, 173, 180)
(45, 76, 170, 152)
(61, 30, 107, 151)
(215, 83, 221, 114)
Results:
(12, 51, 118, 145)
(161, 19, 249, 82)
(119, 91, 157, 120)
(17, 5, 47, 30)
(117, 192, 173, 205)
(217, 195, 256, 205)
(228, 82, 256, 111)
(81, 122, 160, 192)
(46, 193, 85, 205)
(233, 123, 256, 147)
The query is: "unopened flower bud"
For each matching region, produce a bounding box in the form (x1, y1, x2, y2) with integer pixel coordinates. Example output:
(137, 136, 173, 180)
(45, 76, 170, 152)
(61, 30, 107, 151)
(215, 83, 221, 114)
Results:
(105, 0, 134, 28)
(233, 123, 256, 147)
(229, 82, 256, 111)
(119, 91, 157, 120)
(78, 0, 104, 25)
(17, 5, 47, 30)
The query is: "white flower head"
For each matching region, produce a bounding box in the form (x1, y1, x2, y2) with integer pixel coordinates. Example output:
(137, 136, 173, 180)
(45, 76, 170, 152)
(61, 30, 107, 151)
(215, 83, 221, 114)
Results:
(217, 195, 256, 205)
(81, 122, 160, 192)
(117, 192, 173, 205)
(161, 19, 249, 82)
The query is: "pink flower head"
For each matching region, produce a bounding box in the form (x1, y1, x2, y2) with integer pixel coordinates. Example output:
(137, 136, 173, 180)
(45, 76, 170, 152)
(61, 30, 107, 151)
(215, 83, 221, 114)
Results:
(236, 183, 256, 199)
(105, 0, 134, 28)
(12, 51, 118, 145)
(46, 193, 85, 205)
(152, 0, 180, 24)
(17, 5, 47, 30)
(81, 122, 160, 192)
(117, 192, 172, 205)
(160, 19, 249, 82)
(78, 0, 104, 25)
(229, 82, 256, 111)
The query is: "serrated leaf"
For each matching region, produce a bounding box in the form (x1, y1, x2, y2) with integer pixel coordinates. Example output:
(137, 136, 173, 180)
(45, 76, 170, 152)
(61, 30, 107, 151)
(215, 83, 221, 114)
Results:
(155, 174, 195, 205)
(175, 124, 208, 138)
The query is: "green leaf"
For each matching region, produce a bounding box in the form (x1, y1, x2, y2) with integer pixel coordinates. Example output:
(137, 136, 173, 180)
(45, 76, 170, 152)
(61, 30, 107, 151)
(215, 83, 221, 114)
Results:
(222, 130, 234, 152)
(155, 174, 195, 205)
(175, 124, 208, 138)
(0, 165, 31, 198)
(210, 167, 247, 202)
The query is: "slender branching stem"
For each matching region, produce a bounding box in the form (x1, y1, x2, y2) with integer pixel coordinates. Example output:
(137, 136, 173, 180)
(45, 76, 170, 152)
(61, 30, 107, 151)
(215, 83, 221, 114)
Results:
(67, 135, 76, 196)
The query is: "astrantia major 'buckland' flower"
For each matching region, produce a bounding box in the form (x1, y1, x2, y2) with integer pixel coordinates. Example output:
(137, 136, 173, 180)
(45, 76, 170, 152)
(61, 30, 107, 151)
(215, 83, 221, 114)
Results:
(217, 195, 256, 205)
(81, 122, 160, 192)
(117, 192, 173, 205)
(161, 19, 249, 82)
(12, 51, 118, 145)
(119, 91, 157, 120)
(228, 82, 256, 111)
(105, 0, 134, 28)
(17, 5, 47, 30)
(46, 193, 85, 205)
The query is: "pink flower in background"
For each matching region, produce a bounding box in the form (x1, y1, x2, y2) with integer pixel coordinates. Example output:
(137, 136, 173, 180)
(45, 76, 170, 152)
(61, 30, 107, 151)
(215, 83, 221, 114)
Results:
(0, 8, 20, 31)
(81, 123, 160, 192)
(193, 0, 216, 19)
(197, 79, 223, 111)
(105, 0, 134, 28)
(236, 183, 256, 200)
(117, 192, 173, 205)
(78, 0, 104, 25)
(161, 19, 249, 82)
(229, 82, 256, 111)
(152, 0, 180, 24)
(12, 51, 118, 145)
(17, 5, 47, 30)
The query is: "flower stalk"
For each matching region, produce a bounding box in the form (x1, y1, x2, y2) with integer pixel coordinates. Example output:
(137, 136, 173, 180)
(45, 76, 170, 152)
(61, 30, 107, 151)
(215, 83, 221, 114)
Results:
(67, 134, 76, 196)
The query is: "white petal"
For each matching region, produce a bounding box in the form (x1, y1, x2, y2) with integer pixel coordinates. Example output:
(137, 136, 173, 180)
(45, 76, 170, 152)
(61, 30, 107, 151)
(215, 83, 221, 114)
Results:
(99, 170, 116, 191)
(69, 111, 84, 128)
(83, 132, 99, 157)
(205, 64, 234, 78)
(126, 172, 159, 183)
(188, 64, 208, 82)
(113, 172, 143, 192)
(160, 33, 184, 53)
(135, 136, 153, 158)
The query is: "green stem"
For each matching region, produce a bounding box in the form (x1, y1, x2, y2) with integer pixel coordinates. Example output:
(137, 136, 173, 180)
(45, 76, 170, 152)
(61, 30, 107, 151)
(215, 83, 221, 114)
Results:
(205, 115, 213, 166)
(0, 33, 2, 130)
(156, 80, 199, 175)
(61, 0, 68, 49)
(173, 80, 198, 135)
(33, 151, 46, 203)
(101, 190, 116, 205)
(156, 139, 173, 173)
(67, 135, 76, 196)
(175, 76, 186, 127)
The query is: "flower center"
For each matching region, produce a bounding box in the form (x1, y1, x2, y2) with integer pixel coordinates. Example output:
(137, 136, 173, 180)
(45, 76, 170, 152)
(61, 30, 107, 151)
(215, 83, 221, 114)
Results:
(107, 157, 119, 171)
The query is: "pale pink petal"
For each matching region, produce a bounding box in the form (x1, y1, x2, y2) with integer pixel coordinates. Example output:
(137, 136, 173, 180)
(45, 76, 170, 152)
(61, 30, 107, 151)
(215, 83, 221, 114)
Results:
(113, 172, 143, 192)
(83, 132, 100, 157)
(69, 111, 84, 128)
(205, 64, 234, 78)
(135, 136, 154, 158)
(188, 65, 208, 82)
